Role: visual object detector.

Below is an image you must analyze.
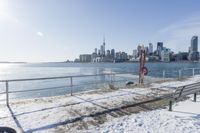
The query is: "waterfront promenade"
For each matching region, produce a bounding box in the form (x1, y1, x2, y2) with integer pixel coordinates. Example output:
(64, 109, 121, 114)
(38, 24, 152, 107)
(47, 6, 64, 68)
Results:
(1, 75, 200, 133)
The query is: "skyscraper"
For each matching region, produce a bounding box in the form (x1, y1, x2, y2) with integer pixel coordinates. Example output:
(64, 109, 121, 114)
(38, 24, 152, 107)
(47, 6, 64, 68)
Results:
(157, 42, 163, 51)
(189, 36, 199, 61)
(94, 48, 97, 54)
(191, 36, 198, 52)
(149, 43, 153, 54)
(103, 37, 106, 56)
(111, 49, 115, 58)
(100, 45, 104, 56)
(137, 45, 142, 57)
(157, 42, 163, 57)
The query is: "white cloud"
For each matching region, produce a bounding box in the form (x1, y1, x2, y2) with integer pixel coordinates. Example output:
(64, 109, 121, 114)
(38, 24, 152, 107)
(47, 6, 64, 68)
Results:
(37, 31, 44, 37)
(152, 14, 200, 52)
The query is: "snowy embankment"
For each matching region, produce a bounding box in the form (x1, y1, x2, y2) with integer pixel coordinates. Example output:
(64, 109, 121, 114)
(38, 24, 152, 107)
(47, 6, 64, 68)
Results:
(0, 76, 200, 133)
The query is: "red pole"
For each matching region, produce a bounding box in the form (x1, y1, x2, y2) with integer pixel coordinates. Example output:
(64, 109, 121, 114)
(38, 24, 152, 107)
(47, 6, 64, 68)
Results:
(139, 48, 146, 84)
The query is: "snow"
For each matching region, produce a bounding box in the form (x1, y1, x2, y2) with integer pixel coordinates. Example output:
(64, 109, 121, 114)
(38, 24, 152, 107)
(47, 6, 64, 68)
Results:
(85, 96, 200, 133)
(0, 75, 200, 133)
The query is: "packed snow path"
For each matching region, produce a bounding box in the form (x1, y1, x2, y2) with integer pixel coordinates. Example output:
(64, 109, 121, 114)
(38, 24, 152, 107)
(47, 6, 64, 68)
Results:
(1, 76, 200, 133)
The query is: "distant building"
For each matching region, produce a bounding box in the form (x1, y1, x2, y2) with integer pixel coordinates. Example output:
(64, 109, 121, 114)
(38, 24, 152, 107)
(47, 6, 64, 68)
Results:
(188, 36, 199, 61)
(148, 56, 160, 62)
(74, 58, 80, 62)
(137, 45, 142, 57)
(121, 52, 128, 60)
(111, 49, 115, 59)
(157, 42, 164, 57)
(175, 52, 189, 61)
(145, 46, 149, 55)
(188, 46, 191, 53)
(157, 42, 163, 50)
(99, 37, 106, 56)
(79, 54, 92, 62)
(115, 51, 128, 62)
(132, 49, 137, 59)
(191, 36, 198, 52)
(106, 50, 111, 56)
(149, 43, 153, 54)
(91, 53, 98, 62)
(161, 50, 170, 62)
(103, 38, 106, 55)
(100, 45, 104, 56)
(98, 49, 101, 55)
(94, 48, 97, 54)
(189, 52, 199, 61)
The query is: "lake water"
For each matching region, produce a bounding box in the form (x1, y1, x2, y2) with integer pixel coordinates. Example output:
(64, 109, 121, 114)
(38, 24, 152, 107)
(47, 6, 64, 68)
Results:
(0, 62, 200, 100)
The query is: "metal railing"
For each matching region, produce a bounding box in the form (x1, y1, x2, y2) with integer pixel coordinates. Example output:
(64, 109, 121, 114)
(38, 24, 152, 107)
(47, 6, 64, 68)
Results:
(0, 72, 139, 106)
(161, 68, 200, 81)
(1, 67, 200, 106)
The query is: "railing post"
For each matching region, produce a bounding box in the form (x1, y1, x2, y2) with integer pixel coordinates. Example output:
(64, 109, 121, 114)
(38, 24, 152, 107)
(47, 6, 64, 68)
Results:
(113, 74, 115, 83)
(193, 68, 195, 77)
(194, 93, 197, 102)
(163, 70, 165, 81)
(178, 70, 182, 80)
(169, 100, 172, 111)
(110, 74, 112, 84)
(6, 81, 9, 106)
(70, 77, 73, 96)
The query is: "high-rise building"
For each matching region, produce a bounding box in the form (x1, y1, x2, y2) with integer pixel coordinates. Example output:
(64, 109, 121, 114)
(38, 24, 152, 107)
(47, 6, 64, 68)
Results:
(137, 45, 142, 56)
(100, 45, 104, 56)
(157, 42, 163, 50)
(111, 49, 115, 59)
(191, 36, 198, 52)
(157, 42, 164, 57)
(94, 48, 97, 54)
(98, 49, 101, 55)
(149, 43, 153, 54)
(189, 36, 199, 61)
(145, 46, 149, 54)
(100, 37, 106, 56)
(103, 37, 106, 56)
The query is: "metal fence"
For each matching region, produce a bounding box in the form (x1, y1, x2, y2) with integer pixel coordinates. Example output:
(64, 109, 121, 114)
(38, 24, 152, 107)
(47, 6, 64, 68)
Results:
(0, 67, 200, 106)
(0, 72, 139, 106)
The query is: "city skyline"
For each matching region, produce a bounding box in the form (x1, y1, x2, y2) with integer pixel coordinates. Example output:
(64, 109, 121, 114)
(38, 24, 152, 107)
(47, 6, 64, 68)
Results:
(77, 35, 199, 63)
(1, 0, 200, 62)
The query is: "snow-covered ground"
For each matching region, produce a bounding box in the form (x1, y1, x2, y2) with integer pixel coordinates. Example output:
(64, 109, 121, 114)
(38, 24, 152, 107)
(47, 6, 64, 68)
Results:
(0, 76, 200, 133)
(85, 96, 200, 133)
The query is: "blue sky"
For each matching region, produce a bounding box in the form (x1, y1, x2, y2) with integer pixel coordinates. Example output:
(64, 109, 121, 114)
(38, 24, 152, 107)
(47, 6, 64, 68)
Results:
(1, 0, 200, 62)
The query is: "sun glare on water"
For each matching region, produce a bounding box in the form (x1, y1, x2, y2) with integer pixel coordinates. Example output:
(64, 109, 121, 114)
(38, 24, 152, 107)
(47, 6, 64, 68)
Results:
(0, 63, 13, 75)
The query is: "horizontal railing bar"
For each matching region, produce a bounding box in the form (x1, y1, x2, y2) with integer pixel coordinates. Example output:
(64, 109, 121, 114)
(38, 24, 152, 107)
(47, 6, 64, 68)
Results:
(8, 79, 130, 94)
(1, 67, 200, 83)
(0, 72, 138, 82)
(0, 92, 5, 95)
(8, 78, 192, 95)
(0, 68, 190, 83)
(9, 85, 69, 93)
